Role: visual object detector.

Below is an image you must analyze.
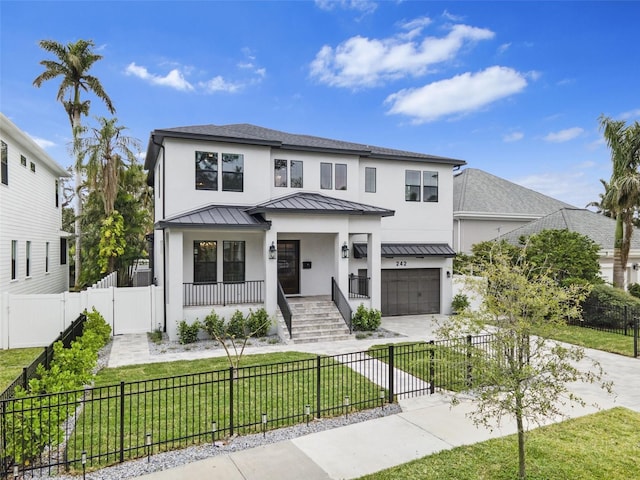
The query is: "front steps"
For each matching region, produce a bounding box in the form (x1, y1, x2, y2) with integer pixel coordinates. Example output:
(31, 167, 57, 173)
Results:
(277, 296, 351, 344)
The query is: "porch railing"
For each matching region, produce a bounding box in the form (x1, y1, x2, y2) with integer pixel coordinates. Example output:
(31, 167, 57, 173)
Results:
(348, 274, 370, 299)
(183, 281, 264, 307)
(277, 282, 293, 339)
(331, 277, 352, 334)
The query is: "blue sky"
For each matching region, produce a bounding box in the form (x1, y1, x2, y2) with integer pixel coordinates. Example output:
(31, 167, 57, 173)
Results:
(1, 0, 639, 209)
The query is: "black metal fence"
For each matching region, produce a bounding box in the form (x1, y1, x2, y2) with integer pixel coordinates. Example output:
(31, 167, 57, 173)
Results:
(331, 277, 353, 333)
(0, 335, 496, 478)
(183, 281, 264, 307)
(348, 274, 370, 299)
(0, 314, 86, 402)
(571, 299, 640, 357)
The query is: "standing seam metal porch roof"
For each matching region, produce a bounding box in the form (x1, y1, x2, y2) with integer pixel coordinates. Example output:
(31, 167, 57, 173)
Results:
(247, 192, 394, 217)
(353, 243, 456, 258)
(156, 205, 271, 230)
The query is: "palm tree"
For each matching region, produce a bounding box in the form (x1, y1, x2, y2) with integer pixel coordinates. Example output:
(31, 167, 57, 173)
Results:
(80, 117, 140, 217)
(599, 115, 640, 288)
(585, 179, 613, 217)
(33, 39, 115, 288)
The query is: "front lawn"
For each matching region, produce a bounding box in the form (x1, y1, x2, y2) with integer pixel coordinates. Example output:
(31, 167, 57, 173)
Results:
(537, 323, 636, 357)
(0, 347, 42, 391)
(359, 407, 640, 480)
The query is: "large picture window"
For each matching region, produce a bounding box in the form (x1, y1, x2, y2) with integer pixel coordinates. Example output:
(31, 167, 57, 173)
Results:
(405, 170, 421, 201)
(223, 241, 245, 282)
(365, 167, 376, 193)
(274, 159, 287, 187)
(195, 151, 218, 190)
(335, 164, 347, 190)
(320, 162, 332, 189)
(222, 153, 244, 192)
(423, 171, 438, 202)
(194, 241, 217, 283)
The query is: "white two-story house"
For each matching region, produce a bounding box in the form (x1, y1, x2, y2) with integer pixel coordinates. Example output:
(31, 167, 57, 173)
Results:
(0, 113, 70, 295)
(145, 124, 465, 341)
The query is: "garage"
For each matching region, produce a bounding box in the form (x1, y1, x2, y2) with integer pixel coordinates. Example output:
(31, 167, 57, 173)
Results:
(381, 268, 440, 316)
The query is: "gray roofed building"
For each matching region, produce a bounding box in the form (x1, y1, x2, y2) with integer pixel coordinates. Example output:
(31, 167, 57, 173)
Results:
(157, 205, 271, 230)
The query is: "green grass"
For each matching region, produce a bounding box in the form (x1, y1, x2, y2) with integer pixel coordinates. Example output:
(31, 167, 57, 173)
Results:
(536, 323, 636, 357)
(358, 407, 640, 480)
(0, 347, 42, 391)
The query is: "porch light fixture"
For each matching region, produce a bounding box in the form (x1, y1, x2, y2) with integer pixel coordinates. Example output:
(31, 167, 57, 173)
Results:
(262, 413, 268, 438)
(446, 271, 451, 278)
(81, 450, 87, 480)
(341, 242, 350, 259)
(212, 420, 217, 446)
(268, 241, 277, 260)
(146, 433, 152, 463)
(13, 465, 19, 479)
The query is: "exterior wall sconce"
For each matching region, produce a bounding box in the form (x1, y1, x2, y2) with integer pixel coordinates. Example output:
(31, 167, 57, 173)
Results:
(268, 241, 277, 259)
(446, 271, 451, 278)
(633, 263, 639, 271)
(341, 242, 350, 259)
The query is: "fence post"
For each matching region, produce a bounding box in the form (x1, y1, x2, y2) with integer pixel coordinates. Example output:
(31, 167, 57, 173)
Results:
(316, 356, 321, 419)
(429, 340, 435, 395)
(634, 316, 638, 359)
(624, 306, 628, 336)
(388, 345, 394, 403)
(119, 381, 125, 463)
(22, 367, 28, 390)
(229, 367, 234, 436)
(466, 335, 473, 388)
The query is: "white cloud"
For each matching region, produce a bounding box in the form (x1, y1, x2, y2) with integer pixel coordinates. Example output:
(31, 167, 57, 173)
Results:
(543, 127, 584, 143)
(28, 134, 56, 149)
(442, 10, 465, 22)
(620, 108, 640, 120)
(397, 16, 432, 40)
(385, 66, 527, 123)
(125, 62, 194, 91)
(514, 171, 595, 208)
(497, 42, 511, 54)
(503, 131, 524, 142)
(310, 23, 495, 88)
(198, 76, 242, 93)
(315, 0, 377, 15)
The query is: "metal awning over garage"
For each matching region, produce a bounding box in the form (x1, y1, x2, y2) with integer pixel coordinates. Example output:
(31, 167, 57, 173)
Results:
(353, 243, 456, 258)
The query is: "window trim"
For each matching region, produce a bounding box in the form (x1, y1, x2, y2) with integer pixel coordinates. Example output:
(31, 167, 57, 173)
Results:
(223, 240, 245, 283)
(11, 240, 17, 280)
(46, 242, 50, 273)
(274, 159, 288, 187)
(320, 162, 332, 190)
(1, 140, 8, 185)
(55, 179, 60, 208)
(405, 170, 421, 202)
(30, 161, 36, 173)
(423, 171, 439, 203)
(26, 241, 31, 277)
(195, 151, 218, 191)
(335, 163, 347, 191)
(365, 167, 376, 193)
(193, 240, 217, 283)
(60, 238, 67, 265)
(21, 155, 27, 167)
(222, 153, 244, 192)
(290, 160, 303, 188)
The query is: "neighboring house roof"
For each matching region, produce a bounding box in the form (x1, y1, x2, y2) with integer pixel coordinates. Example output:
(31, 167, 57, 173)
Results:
(498, 207, 640, 251)
(353, 243, 456, 258)
(157, 205, 271, 230)
(248, 192, 394, 217)
(0, 113, 69, 178)
(145, 123, 466, 179)
(453, 168, 574, 219)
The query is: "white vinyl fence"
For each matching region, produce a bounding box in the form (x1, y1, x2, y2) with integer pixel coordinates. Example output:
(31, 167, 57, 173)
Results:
(0, 285, 163, 349)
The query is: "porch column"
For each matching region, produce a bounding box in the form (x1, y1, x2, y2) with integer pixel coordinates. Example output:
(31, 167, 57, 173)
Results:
(264, 230, 278, 316)
(367, 231, 382, 310)
(166, 229, 184, 341)
(336, 226, 350, 293)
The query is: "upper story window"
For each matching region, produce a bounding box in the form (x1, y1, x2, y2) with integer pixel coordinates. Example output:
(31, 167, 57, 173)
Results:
(60, 238, 67, 265)
(1, 140, 8, 185)
(365, 167, 376, 193)
(194, 240, 217, 283)
(274, 159, 304, 188)
(11, 240, 17, 279)
(405, 170, 421, 201)
(222, 153, 243, 192)
(55, 179, 60, 207)
(423, 171, 438, 202)
(21, 155, 27, 167)
(196, 151, 218, 190)
(335, 164, 347, 190)
(223, 241, 245, 282)
(320, 163, 332, 189)
(30, 161, 36, 173)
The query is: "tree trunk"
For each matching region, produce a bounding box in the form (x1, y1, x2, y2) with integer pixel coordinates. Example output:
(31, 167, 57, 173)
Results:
(613, 215, 625, 288)
(73, 109, 82, 289)
(516, 396, 526, 480)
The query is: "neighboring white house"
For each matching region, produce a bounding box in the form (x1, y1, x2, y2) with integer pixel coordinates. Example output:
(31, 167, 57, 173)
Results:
(453, 168, 574, 253)
(0, 113, 70, 294)
(144, 123, 465, 340)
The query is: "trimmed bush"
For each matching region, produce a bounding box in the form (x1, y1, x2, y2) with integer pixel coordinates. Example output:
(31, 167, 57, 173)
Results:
(246, 308, 271, 337)
(227, 310, 247, 338)
(177, 319, 201, 344)
(628, 283, 640, 299)
(451, 293, 470, 313)
(202, 310, 225, 339)
(352, 304, 381, 331)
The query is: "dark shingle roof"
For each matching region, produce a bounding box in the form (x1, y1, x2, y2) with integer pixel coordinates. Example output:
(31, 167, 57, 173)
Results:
(248, 192, 394, 217)
(156, 205, 270, 230)
(454, 168, 575, 218)
(145, 123, 465, 175)
(499, 207, 640, 250)
(353, 243, 456, 258)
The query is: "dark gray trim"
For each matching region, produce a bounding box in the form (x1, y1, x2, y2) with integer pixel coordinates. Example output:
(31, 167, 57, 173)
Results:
(354, 243, 456, 258)
(247, 192, 395, 217)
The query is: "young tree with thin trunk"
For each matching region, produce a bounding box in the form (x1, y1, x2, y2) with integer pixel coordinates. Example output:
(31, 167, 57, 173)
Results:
(441, 247, 612, 480)
(33, 39, 115, 288)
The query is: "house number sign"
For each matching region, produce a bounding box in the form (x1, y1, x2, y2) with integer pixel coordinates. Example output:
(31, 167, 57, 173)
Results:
(395, 261, 407, 267)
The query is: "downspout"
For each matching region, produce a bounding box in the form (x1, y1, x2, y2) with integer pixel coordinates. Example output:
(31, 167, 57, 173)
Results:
(151, 135, 168, 332)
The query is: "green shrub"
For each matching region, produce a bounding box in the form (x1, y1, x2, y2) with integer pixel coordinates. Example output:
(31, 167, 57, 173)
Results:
(246, 308, 271, 337)
(227, 310, 247, 338)
(628, 283, 640, 299)
(587, 283, 640, 308)
(203, 310, 226, 339)
(83, 307, 112, 345)
(352, 304, 381, 331)
(451, 293, 470, 313)
(177, 319, 201, 344)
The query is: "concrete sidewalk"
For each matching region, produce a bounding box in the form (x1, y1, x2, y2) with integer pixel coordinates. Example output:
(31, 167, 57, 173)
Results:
(106, 315, 639, 479)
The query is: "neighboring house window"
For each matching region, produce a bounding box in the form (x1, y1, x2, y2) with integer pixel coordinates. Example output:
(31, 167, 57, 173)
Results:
(405, 170, 421, 201)
(30, 161, 36, 173)
(335, 164, 347, 190)
(320, 162, 332, 189)
(55, 179, 59, 207)
(195, 151, 218, 190)
(1, 140, 7, 185)
(274, 159, 287, 187)
(21, 155, 27, 167)
(11, 240, 17, 279)
(26, 241, 31, 277)
(365, 167, 376, 193)
(60, 238, 67, 265)
(222, 153, 243, 192)
(291, 160, 303, 188)
(223, 241, 245, 282)
(423, 171, 438, 202)
(46, 242, 50, 273)
(194, 241, 217, 283)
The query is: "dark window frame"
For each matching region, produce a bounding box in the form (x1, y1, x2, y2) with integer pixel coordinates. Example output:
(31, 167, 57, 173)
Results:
(194, 240, 217, 283)
(11, 240, 17, 279)
(60, 238, 67, 265)
(21, 155, 27, 167)
(223, 240, 245, 282)
(405, 170, 421, 202)
(1, 140, 7, 185)
(290, 160, 303, 188)
(365, 167, 376, 193)
(46, 242, 50, 273)
(55, 179, 59, 207)
(195, 151, 218, 191)
(274, 159, 288, 187)
(26, 241, 31, 277)
(30, 161, 36, 173)
(320, 162, 332, 189)
(423, 171, 438, 202)
(335, 163, 347, 190)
